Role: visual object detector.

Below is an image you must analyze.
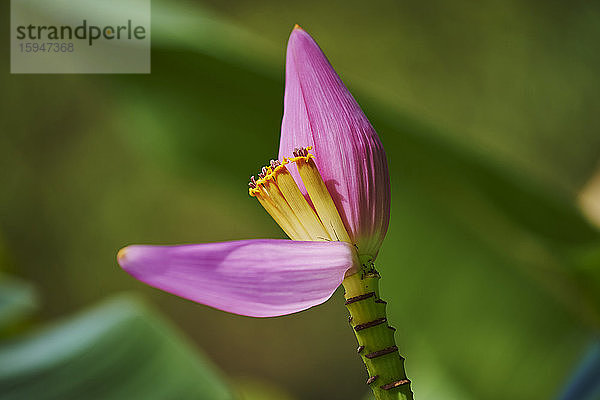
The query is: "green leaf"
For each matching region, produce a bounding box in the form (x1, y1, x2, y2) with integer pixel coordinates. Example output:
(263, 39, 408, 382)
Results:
(0, 295, 234, 400)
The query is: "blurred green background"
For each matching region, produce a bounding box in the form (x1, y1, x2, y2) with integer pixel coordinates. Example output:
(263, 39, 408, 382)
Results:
(1, 0, 600, 399)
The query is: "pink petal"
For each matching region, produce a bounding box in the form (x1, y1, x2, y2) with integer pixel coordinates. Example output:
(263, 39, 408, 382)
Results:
(118, 239, 355, 317)
(279, 27, 390, 258)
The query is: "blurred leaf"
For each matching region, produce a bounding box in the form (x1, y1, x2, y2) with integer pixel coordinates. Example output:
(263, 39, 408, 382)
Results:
(0, 276, 36, 333)
(0, 294, 234, 400)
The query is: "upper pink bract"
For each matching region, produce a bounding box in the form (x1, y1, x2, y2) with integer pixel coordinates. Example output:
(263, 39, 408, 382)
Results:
(279, 27, 391, 259)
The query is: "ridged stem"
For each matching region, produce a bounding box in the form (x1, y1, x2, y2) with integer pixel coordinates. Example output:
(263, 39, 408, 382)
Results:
(342, 260, 413, 400)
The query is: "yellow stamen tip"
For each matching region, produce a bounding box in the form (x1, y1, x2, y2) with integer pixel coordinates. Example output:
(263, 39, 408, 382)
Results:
(293, 24, 303, 31)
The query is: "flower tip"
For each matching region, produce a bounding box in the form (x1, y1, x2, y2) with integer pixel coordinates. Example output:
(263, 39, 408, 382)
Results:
(117, 247, 128, 265)
(293, 23, 303, 31)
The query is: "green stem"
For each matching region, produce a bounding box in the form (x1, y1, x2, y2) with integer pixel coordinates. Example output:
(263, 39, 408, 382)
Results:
(342, 258, 413, 400)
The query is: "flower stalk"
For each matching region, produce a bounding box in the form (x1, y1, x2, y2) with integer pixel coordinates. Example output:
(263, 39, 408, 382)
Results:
(344, 258, 413, 400)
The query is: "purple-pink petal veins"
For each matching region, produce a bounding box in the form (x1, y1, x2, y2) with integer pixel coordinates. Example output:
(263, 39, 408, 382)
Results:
(278, 26, 391, 258)
(117, 239, 356, 318)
